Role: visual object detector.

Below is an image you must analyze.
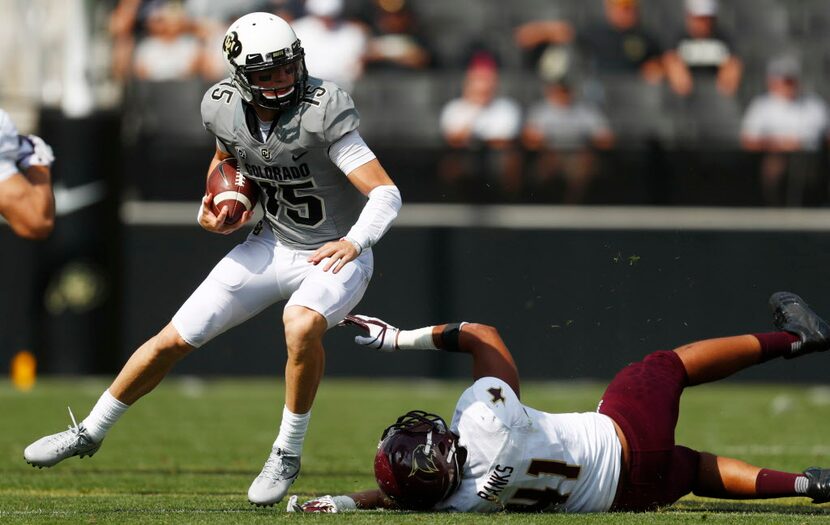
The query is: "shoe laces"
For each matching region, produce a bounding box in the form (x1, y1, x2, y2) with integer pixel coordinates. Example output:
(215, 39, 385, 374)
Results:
(260, 448, 298, 480)
(49, 407, 91, 452)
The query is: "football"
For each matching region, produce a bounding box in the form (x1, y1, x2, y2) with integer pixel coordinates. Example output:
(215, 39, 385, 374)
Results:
(206, 158, 259, 225)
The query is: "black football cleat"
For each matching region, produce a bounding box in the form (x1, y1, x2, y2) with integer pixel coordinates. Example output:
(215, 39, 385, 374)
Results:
(803, 467, 830, 504)
(769, 292, 830, 358)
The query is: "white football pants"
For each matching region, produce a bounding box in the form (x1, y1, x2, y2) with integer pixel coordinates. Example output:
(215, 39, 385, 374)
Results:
(172, 225, 373, 348)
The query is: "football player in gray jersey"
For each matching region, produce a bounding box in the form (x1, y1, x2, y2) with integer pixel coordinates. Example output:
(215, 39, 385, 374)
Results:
(289, 292, 830, 513)
(0, 108, 55, 239)
(24, 12, 401, 508)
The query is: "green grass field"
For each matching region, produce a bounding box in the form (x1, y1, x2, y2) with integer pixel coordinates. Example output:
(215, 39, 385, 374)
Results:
(2, 377, 830, 524)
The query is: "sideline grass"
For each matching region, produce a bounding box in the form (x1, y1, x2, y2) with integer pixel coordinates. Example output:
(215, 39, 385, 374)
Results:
(1, 378, 829, 523)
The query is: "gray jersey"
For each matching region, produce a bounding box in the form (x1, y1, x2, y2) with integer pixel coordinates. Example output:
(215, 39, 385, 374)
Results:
(201, 77, 366, 249)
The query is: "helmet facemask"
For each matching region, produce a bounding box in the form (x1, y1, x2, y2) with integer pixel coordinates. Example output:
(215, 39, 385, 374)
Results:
(249, 58, 307, 111)
(374, 410, 467, 509)
(229, 42, 307, 111)
(222, 14, 308, 111)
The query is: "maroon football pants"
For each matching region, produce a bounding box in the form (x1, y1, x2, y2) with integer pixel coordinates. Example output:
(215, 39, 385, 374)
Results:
(598, 350, 701, 511)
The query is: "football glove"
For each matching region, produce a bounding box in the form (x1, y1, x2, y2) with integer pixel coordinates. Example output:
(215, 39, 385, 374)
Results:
(286, 494, 356, 513)
(17, 135, 55, 169)
(340, 314, 399, 352)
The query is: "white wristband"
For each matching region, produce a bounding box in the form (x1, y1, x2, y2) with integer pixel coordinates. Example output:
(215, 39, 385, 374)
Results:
(396, 326, 438, 350)
(332, 495, 357, 511)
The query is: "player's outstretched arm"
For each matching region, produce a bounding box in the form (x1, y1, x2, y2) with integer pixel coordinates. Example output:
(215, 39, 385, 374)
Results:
(0, 167, 54, 239)
(341, 314, 521, 397)
(0, 135, 56, 240)
(287, 489, 397, 513)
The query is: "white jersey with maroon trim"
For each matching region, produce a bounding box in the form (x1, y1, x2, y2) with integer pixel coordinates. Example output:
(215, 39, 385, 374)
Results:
(434, 377, 621, 513)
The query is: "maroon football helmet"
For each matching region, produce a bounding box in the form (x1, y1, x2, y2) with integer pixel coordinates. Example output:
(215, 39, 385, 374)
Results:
(374, 410, 467, 509)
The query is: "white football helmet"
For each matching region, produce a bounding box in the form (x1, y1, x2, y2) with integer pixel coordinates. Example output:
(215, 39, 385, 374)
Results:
(223, 12, 307, 110)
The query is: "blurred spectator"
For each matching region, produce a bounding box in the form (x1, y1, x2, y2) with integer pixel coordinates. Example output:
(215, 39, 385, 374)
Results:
(514, 16, 574, 83)
(362, 0, 433, 72)
(291, 0, 368, 91)
(741, 55, 830, 205)
(522, 79, 614, 203)
(438, 53, 522, 197)
(515, 0, 664, 85)
(186, 0, 300, 23)
(186, 0, 304, 81)
(133, 1, 201, 81)
(109, 0, 149, 82)
(664, 0, 742, 98)
(578, 0, 665, 83)
(189, 15, 230, 82)
(0, 0, 101, 117)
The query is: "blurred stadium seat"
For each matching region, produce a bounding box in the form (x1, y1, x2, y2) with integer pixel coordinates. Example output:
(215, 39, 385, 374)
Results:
(597, 73, 668, 146)
(121, 79, 212, 200)
(123, 79, 209, 145)
(728, 0, 792, 60)
(637, 0, 685, 45)
(667, 80, 742, 148)
(502, 0, 575, 26)
(352, 71, 443, 147)
(793, 0, 830, 42)
(408, 0, 500, 68)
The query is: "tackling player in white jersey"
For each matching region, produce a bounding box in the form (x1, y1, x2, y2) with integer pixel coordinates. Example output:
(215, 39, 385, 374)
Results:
(288, 292, 830, 513)
(0, 108, 55, 239)
(24, 12, 401, 507)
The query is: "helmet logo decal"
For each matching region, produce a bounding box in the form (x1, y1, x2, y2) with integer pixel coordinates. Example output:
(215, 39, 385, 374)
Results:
(375, 411, 462, 509)
(409, 444, 440, 477)
(223, 31, 242, 60)
(269, 47, 294, 61)
(488, 387, 505, 404)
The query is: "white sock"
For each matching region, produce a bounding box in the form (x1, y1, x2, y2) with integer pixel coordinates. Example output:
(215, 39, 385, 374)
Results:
(81, 389, 129, 443)
(273, 406, 310, 456)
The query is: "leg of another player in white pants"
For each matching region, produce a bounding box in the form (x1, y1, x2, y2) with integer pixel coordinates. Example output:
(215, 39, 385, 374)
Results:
(107, 231, 286, 429)
(109, 324, 193, 405)
(24, 230, 287, 467)
(23, 322, 194, 467)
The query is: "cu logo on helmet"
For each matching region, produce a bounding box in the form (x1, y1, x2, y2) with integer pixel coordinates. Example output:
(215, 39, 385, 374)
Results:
(223, 31, 242, 59)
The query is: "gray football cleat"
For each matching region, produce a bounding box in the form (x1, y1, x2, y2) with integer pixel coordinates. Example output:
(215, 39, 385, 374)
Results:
(804, 467, 830, 504)
(770, 292, 830, 358)
(248, 448, 300, 506)
(24, 407, 102, 468)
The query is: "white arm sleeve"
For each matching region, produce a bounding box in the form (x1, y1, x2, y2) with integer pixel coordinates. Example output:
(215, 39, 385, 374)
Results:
(344, 184, 401, 253)
(329, 130, 377, 175)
